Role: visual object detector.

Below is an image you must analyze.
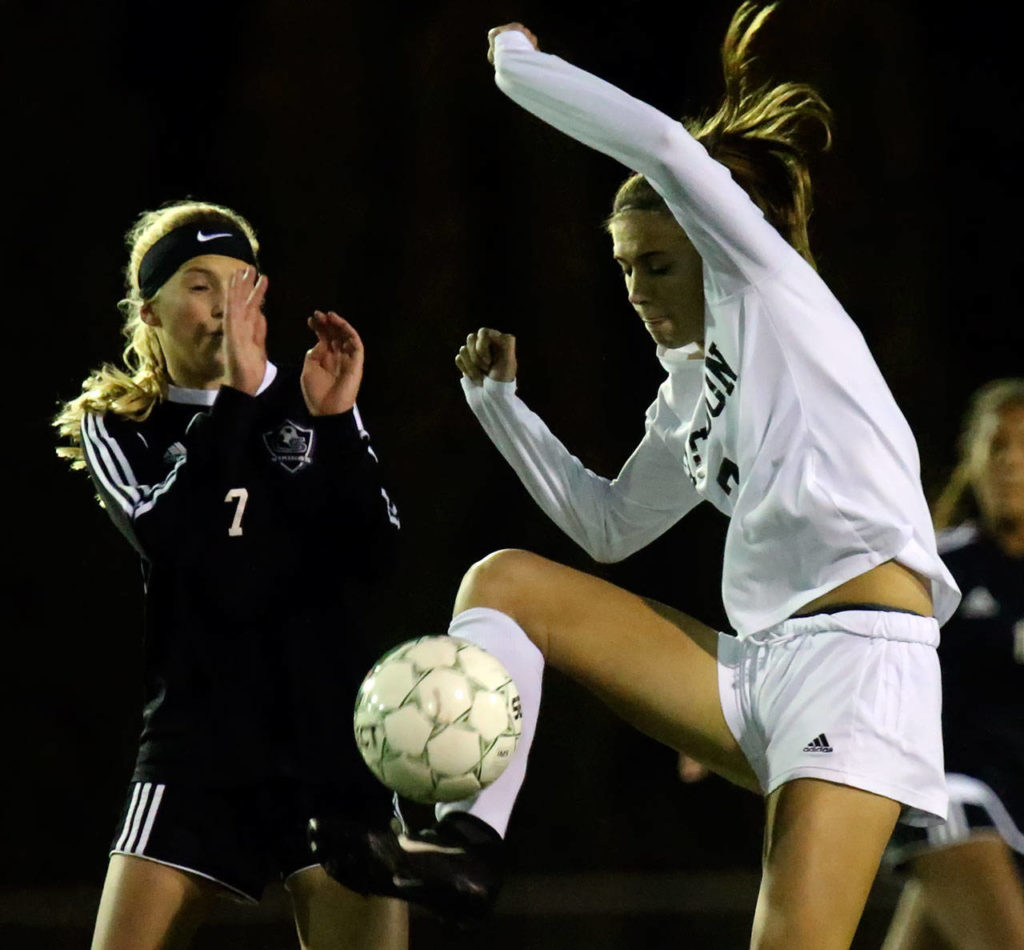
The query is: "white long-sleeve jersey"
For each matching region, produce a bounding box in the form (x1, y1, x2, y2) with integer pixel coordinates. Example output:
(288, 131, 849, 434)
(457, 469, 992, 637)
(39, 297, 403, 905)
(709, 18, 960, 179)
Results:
(462, 31, 959, 638)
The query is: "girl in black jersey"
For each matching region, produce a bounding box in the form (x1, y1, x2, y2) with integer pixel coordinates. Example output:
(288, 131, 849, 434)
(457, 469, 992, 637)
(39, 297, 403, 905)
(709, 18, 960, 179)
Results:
(883, 380, 1024, 950)
(54, 200, 407, 950)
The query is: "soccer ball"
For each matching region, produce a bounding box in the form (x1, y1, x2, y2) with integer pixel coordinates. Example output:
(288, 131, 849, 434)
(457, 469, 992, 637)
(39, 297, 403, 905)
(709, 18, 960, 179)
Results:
(353, 636, 522, 803)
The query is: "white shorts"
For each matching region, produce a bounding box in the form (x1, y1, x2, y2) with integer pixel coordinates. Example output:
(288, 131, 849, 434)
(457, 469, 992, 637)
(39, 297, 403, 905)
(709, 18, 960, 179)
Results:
(717, 609, 947, 826)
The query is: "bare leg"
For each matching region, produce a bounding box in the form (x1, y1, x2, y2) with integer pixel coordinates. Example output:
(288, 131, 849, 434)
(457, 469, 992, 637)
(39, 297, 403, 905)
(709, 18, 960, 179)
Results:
(454, 549, 758, 790)
(752, 778, 901, 950)
(91, 853, 220, 950)
(909, 836, 1024, 950)
(881, 880, 954, 950)
(286, 866, 408, 950)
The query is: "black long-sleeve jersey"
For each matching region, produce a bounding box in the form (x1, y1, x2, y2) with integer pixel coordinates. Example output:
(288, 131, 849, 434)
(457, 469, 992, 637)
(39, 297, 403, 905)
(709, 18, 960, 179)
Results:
(936, 524, 1024, 825)
(81, 363, 402, 786)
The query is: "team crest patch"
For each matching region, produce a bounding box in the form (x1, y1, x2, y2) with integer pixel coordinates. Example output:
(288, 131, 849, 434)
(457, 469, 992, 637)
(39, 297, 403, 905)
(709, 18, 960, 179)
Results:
(263, 420, 314, 473)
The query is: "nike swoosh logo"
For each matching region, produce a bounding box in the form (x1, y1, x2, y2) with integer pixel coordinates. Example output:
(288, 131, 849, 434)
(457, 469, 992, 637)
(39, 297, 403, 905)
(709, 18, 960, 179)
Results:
(396, 835, 466, 856)
(196, 230, 232, 242)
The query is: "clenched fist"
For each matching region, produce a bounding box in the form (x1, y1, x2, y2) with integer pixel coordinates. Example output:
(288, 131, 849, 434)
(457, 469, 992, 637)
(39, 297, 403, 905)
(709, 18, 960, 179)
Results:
(456, 328, 517, 383)
(487, 23, 539, 64)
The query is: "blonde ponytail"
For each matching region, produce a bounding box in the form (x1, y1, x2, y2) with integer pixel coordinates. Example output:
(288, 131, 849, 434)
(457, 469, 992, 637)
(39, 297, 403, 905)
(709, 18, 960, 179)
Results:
(611, 2, 833, 268)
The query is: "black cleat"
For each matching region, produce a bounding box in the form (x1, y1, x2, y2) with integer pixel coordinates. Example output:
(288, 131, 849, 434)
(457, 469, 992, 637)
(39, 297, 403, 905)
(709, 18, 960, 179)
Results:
(308, 811, 504, 923)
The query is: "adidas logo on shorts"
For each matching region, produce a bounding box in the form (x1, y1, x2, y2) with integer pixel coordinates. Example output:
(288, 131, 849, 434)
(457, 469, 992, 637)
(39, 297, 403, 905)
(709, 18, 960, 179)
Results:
(802, 733, 833, 753)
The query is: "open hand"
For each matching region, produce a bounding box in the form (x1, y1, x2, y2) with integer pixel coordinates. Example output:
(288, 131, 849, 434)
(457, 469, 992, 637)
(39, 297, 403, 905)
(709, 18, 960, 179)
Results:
(223, 267, 269, 396)
(456, 327, 517, 383)
(301, 311, 364, 416)
(487, 23, 539, 64)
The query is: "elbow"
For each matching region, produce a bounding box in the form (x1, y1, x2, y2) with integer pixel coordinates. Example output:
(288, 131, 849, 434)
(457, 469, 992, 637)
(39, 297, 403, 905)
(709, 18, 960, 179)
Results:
(573, 493, 646, 563)
(581, 533, 633, 565)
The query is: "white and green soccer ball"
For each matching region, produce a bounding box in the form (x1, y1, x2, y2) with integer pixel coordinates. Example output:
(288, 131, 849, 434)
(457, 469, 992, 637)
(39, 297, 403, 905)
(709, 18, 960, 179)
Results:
(353, 636, 522, 803)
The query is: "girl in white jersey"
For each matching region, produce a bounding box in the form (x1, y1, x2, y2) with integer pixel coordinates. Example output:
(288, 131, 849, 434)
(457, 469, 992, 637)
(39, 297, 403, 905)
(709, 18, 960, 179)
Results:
(312, 7, 959, 947)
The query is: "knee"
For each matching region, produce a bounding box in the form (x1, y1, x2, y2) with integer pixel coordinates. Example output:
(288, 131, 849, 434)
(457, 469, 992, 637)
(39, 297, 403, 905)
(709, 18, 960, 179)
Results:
(454, 548, 545, 615)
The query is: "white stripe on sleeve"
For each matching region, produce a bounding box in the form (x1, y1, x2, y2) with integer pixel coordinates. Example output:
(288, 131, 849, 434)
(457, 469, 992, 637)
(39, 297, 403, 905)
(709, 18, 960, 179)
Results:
(123, 782, 152, 853)
(94, 415, 140, 490)
(135, 784, 165, 853)
(114, 782, 143, 852)
(83, 412, 189, 524)
(82, 415, 138, 516)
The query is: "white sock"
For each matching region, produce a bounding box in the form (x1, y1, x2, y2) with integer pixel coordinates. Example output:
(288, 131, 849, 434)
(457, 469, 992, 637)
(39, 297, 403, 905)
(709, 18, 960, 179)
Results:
(435, 606, 544, 837)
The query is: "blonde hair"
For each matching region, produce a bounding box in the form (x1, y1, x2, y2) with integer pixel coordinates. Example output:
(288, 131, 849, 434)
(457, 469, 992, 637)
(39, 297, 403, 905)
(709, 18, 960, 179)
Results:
(933, 378, 1024, 531)
(609, 1, 833, 269)
(53, 200, 258, 470)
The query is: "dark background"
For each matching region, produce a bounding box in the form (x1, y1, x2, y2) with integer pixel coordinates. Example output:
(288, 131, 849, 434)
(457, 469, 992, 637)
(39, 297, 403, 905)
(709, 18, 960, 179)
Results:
(4, 0, 1021, 942)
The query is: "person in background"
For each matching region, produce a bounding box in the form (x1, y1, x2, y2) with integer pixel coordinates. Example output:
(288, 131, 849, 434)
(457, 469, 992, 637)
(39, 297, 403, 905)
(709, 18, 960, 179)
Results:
(882, 379, 1024, 950)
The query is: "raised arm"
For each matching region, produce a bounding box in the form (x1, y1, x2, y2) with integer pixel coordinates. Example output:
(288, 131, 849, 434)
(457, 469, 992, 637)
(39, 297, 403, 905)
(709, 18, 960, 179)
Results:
(458, 328, 700, 561)
(300, 311, 401, 541)
(489, 26, 802, 296)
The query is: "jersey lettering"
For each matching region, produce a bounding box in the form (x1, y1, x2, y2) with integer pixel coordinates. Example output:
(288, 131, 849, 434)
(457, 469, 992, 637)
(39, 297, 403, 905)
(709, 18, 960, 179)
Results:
(688, 425, 709, 468)
(686, 340, 740, 491)
(703, 343, 737, 420)
(706, 378, 728, 418)
(705, 341, 737, 395)
(225, 487, 249, 537)
(716, 458, 740, 496)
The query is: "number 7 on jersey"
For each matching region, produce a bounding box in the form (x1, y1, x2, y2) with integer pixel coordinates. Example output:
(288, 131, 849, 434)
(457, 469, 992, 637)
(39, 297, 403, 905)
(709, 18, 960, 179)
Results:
(224, 487, 249, 537)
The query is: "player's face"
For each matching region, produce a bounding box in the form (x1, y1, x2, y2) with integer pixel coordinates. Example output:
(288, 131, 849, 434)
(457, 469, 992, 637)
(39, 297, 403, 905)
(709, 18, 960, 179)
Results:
(141, 254, 246, 389)
(971, 402, 1024, 527)
(610, 211, 705, 348)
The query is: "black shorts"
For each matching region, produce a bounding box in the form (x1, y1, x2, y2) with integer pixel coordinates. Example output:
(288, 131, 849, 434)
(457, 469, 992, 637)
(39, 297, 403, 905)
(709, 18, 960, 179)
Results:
(109, 778, 394, 902)
(886, 772, 1024, 873)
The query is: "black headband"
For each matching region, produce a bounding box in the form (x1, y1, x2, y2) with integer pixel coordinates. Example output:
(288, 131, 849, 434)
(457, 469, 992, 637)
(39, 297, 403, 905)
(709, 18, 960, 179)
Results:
(138, 220, 258, 298)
